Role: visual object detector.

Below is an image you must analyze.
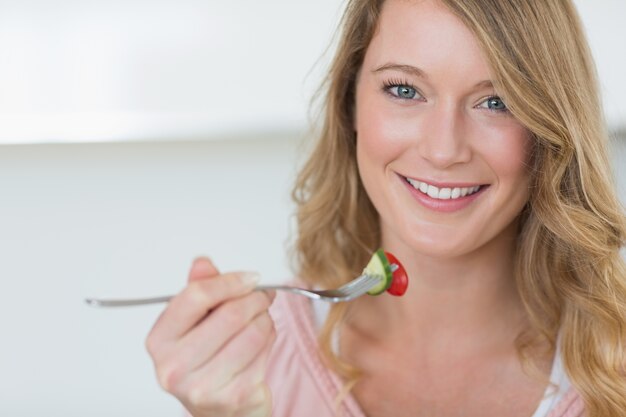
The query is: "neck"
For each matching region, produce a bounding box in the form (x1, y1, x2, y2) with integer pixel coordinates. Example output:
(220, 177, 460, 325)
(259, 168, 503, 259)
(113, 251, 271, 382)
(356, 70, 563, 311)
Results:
(347, 222, 527, 352)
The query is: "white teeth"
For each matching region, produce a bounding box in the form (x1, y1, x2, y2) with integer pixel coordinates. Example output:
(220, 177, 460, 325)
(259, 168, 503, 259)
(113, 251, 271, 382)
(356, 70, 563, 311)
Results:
(406, 178, 482, 200)
(427, 185, 439, 198)
(438, 188, 451, 199)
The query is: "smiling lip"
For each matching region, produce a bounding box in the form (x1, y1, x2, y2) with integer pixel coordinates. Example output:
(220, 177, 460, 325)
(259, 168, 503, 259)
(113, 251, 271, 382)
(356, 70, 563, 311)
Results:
(399, 174, 489, 213)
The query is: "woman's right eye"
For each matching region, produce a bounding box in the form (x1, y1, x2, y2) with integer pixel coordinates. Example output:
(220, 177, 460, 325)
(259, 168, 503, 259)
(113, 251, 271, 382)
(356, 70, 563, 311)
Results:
(383, 81, 424, 101)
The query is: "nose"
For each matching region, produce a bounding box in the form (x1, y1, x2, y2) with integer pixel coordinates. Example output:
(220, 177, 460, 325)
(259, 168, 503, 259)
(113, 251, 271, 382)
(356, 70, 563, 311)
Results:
(416, 102, 471, 168)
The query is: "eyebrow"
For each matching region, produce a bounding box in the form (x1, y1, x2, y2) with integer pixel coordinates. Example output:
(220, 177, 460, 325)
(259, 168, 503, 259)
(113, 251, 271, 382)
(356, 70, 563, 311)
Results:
(373, 63, 428, 79)
(373, 62, 495, 89)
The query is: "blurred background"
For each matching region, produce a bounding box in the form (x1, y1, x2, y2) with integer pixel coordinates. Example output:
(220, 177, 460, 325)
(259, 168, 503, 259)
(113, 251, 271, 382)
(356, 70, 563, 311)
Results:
(0, 1, 624, 416)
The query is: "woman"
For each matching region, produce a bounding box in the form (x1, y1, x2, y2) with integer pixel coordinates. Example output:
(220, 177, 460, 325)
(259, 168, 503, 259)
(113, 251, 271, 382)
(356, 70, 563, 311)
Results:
(145, 0, 626, 416)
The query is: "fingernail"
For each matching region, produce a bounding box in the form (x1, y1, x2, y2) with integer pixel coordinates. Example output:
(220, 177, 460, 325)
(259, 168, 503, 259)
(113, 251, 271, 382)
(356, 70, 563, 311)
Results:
(240, 272, 261, 286)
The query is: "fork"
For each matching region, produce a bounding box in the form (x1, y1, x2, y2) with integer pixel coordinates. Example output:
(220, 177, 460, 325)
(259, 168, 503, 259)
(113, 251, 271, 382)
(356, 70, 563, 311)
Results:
(84, 269, 391, 307)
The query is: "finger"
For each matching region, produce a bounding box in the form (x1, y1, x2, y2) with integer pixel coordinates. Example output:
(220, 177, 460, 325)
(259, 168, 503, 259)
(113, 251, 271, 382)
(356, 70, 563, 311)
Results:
(147, 257, 221, 348)
(183, 381, 271, 417)
(185, 311, 275, 395)
(259, 289, 277, 304)
(229, 328, 276, 388)
(180, 318, 276, 413)
(176, 291, 275, 372)
(188, 257, 220, 283)
(148, 271, 260, 345)
(232, 383, 272, 417)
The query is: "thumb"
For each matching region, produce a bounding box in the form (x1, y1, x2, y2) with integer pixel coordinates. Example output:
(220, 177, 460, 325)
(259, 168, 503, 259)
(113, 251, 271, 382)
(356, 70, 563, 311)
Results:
(187, 256, 220, 283)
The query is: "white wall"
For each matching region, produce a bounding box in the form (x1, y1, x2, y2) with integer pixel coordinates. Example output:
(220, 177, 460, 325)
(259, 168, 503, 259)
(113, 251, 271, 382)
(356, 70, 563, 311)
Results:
(573, 0, 626, 131)
(0, 0, 344, 143)
(0, 136, 303, 416)
(0, 0, 624, 144)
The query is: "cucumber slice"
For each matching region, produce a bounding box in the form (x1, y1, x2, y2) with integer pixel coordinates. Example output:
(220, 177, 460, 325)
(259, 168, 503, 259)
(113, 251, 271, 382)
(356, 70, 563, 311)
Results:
(364, 249, 393, 295)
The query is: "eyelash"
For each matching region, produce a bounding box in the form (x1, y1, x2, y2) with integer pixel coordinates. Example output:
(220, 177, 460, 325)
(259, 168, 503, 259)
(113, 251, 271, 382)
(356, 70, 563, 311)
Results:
(381, 78, 509, 114)
(382, 78, 424, 101)
(477, 96, 509, 113)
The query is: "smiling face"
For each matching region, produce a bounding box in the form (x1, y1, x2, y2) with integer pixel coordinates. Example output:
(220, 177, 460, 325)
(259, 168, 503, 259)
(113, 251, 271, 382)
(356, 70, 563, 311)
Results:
(354, 0, 532, 258)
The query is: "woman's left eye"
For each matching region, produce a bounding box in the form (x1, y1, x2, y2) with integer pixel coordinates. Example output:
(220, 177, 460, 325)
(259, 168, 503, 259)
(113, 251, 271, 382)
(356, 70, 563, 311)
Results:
(478, 96, 508, 112)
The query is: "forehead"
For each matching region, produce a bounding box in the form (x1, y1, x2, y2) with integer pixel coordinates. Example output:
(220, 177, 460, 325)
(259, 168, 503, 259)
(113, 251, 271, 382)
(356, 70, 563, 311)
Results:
(364, 0, 493, 83)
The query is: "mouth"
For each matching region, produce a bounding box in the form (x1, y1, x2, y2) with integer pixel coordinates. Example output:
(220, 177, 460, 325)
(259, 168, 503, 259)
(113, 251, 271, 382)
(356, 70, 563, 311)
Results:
(401, 176, 489, 200)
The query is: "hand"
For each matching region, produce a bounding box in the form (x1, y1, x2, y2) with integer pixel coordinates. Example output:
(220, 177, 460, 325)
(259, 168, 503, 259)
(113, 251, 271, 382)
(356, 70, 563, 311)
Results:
(145, 257, 276, 417)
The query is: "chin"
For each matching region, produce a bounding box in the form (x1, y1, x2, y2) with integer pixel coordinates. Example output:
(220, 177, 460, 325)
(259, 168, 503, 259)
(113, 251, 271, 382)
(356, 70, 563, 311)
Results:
(410, 241, 471, 259)
(395, 224, 478, 259)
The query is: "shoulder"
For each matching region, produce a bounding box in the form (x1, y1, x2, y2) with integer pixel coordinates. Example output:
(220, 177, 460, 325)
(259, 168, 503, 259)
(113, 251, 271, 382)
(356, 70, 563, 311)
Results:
(265, 282, 364, 417)
(265, 284, 333, 416)
(267, 279, 319, 349)
(542, 340, 585, 417)
(547, 387, 585, 417)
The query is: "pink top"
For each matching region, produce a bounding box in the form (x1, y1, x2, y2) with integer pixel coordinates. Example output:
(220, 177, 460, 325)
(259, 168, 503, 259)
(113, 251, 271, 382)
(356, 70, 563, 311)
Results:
(266, 289, 586, 417)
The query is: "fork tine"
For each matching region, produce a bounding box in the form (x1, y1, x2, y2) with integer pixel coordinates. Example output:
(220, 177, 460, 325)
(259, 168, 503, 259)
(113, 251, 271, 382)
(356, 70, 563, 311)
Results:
(339, 274, 372, 291)
(337, 273, 371, 290)
(336, 274, 381, 297)
(337, 263, 397, 292)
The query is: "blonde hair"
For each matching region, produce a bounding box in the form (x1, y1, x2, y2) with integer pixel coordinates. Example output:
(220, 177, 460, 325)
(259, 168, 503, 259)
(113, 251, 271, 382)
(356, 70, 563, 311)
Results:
(291, 0, 626, 415)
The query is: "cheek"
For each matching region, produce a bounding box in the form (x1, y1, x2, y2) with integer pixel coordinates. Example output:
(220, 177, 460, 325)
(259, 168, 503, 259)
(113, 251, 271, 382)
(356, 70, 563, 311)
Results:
(473, 123, 533, 215)
(355, 90, 421, 166)
(484, 126, 532, 185)
(355, 102, 400, 212)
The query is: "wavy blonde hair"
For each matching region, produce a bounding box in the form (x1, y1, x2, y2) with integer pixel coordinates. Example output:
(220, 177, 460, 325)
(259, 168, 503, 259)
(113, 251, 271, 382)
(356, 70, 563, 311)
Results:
(291, 0, 626, 415)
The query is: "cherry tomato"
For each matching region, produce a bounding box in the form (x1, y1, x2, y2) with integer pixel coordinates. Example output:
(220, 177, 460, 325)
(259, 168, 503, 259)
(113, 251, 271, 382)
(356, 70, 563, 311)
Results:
(384, 251, 408, 296)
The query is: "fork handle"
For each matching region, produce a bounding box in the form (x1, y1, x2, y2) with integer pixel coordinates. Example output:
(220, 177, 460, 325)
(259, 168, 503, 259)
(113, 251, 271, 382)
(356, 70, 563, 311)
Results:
(85, 295, 174, 307)
(84, 285, 290, 308)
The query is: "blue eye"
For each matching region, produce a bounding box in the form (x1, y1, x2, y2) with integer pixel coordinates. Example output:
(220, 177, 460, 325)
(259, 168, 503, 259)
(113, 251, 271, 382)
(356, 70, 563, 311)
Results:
(479, 96, 508, 112)
(391, 85, 418, 99)
(383, 79, 423, 101)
